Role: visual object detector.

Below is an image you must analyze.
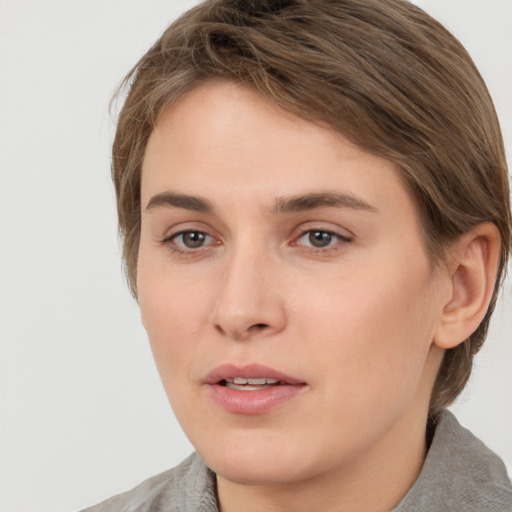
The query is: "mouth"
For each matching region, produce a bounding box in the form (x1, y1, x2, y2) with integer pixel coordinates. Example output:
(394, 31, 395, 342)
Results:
(204, 363, 307, 415)
(205, 362, 305, 387)
(221, 377, 283, 391)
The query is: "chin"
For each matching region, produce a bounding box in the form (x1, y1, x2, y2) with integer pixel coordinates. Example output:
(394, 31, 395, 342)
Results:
(208, 455, 308, 486)
(195, 430, 320, 486)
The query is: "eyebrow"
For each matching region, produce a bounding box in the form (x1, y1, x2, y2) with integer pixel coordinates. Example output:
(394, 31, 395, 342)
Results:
(145, 190, 377, 215)
(145, 192, 215, 213)
(272, 191, 378, 214)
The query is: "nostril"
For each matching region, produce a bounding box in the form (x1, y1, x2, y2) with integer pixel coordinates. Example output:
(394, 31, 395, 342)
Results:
(213, 319, 275, 341)
(251, 323, 269, 331)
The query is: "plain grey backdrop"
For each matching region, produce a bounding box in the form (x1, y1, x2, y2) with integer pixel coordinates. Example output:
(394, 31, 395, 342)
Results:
(0, 1, 510, 511)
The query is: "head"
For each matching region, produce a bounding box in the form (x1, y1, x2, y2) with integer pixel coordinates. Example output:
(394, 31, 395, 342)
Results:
(112, 0, 510, 463)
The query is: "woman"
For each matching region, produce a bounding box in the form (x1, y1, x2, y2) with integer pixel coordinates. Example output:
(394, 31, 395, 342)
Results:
(83, 0, 512, 510)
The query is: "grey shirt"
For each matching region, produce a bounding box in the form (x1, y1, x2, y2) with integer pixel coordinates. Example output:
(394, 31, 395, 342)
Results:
(81, 411, 512, 511)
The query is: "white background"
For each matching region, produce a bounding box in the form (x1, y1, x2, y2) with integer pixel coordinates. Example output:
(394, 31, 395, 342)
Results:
(0, 1, 510, 511)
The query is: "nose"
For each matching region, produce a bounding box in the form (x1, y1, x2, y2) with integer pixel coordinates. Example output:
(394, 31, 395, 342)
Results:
(211, 242, 287, 341)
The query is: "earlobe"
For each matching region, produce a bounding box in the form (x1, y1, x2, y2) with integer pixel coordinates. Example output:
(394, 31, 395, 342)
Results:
(434, 223, 501, 350)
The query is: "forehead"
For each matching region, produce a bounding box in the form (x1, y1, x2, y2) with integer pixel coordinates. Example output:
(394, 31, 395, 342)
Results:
(141, 81, 417, 223)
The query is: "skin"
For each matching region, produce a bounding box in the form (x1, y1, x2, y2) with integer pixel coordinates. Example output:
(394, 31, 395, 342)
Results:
(137, 80, 487, 511)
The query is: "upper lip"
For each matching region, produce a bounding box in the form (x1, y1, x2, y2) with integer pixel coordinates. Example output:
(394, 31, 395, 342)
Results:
(204, 363, 306, 385)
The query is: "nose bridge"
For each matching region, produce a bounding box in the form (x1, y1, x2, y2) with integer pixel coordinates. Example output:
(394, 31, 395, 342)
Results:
(212, 233, 286, 340)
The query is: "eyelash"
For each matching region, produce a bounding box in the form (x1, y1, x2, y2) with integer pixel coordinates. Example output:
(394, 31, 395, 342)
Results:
(293, 228, 352, 254)
(161, 228, 353, 256)
(161, 230, 216, 255)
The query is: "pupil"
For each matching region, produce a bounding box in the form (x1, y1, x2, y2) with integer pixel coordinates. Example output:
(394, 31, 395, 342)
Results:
(183, 232, 205, 248)
(309, 231, 331, 247)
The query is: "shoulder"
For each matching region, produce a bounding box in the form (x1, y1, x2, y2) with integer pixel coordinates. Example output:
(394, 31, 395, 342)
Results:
(78, 453, 218, 512)
(394, 410, 512, 512)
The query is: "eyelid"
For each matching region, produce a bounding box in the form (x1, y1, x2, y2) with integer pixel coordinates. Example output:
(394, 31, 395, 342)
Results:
(158, 221, 353, 256)
(169, 229, 212, 244)
(290, 224, 354, 254)
(159, 220, 217, 242)
(293, 222, 354, 241)
(160, 224, 222, 255)
(298, 227, 351, 239)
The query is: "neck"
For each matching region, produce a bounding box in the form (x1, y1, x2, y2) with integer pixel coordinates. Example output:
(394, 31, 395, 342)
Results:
(216, 407, 429, 512)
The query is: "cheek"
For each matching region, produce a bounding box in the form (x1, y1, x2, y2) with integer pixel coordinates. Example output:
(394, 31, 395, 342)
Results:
(295, 256, 439, 411)
(137, 258, 214, 384)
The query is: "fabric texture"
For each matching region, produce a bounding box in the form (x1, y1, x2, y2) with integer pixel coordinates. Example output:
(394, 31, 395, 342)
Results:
(80, 410, 512, 511)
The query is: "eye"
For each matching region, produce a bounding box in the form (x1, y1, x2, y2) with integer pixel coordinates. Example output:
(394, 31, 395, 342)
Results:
(294, 228, 352, 250)
(177, 231, 208, 248)
(166, 230, 216, 251)
(305, 230, 335, 248)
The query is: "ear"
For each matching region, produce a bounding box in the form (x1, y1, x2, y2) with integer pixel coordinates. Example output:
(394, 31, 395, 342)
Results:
(434, 222, 501, 350)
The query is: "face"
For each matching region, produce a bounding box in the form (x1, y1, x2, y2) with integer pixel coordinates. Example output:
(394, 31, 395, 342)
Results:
(138, 81, 449, 486)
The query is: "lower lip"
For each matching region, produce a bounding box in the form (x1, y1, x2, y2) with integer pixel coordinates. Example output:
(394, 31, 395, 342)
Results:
(206, 383, 306, 415)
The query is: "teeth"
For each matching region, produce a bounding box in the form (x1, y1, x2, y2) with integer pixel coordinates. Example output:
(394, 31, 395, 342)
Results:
(225, 377, 280, 385)
(247, 378, 268, 385)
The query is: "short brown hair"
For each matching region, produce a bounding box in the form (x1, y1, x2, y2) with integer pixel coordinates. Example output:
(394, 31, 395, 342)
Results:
(112, 0, 511, 413)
